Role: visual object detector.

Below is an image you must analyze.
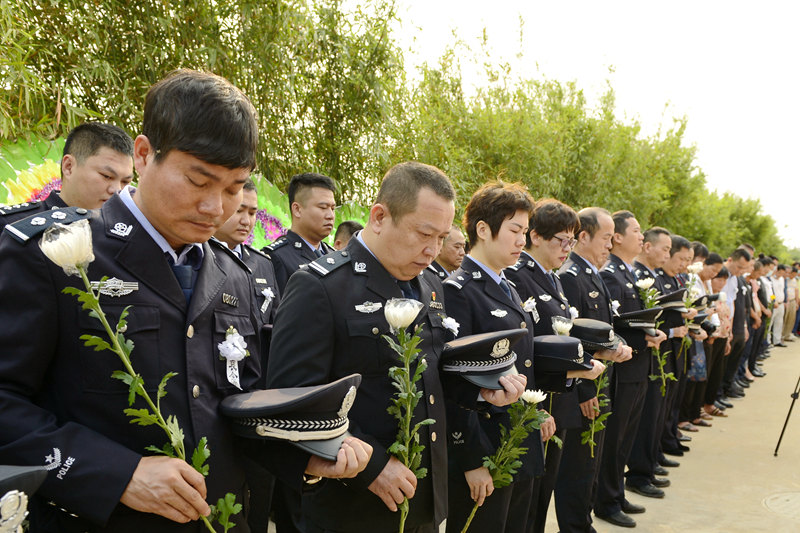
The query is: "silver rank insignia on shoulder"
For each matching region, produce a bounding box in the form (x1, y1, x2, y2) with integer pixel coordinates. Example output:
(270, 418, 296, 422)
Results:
(355, 301, 382, 313)
(586, 268, 592, 274)
(90, 277, 139, 297)
(490, 309, 508, 317)
(51, 211, 66, 220)
(540, 294, 552, 302)
(354, 262, 366, 273)
(222, 293, 239, 307)
(620, 264, 626, 270)
(457, 276, 464, 281)
(326, 257, 335, 264)
(294, 242, 302, 248)
(31, 217, 46, 226)
(626, 282, 633, 288)
(472, 271, 482, 279)
(110, 222, 132, 237)
(589, 291, 599, 298)
(528, 260, 536, 268)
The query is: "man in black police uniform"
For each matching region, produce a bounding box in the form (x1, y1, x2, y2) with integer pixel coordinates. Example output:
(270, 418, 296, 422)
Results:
(264, 173, 336, 293)
(428, 224, 466, 280)
(594, 212, 666, 528)
(266, 163, 525, 533)
(556, 207, 632, 533)
(0, 122, 134, 232)
(0, 70, 370, 533)
(213, 177, 281, 533)
(625, 227, 679, 499)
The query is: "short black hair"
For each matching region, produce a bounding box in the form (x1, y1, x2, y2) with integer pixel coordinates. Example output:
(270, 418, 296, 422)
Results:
(643, 226, 671, 245)
(526, 198, 579, 247)
(777, 264, 788, 271)
(729, 248, 751, 262)
(463, 181, 533, 245)
(376, 161, 455, 222)
(705, 252, 723, 266)
(287, 173, 336, 206)
(143, 69, 258, 170)
(577, 207, 611, 239)
(692, 241, 709, 261)
(612, 210, 636, 235)
(243, 178, 257, 193)
(63, 122, 133, 163)
(715, 266, 730, 279)
(334, 220, 363, 241)
(669, 235, 691, 256)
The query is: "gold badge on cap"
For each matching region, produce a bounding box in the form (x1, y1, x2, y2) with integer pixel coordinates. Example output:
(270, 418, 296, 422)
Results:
(491, 338, 510, 358)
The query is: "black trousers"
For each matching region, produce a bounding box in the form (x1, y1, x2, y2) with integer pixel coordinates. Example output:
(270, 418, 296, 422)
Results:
(626, 377, 670, 487)
(721, 335, 746, 394)
(747, 323, 766, 371)
(446, 472, 514, 533)
(524, 429, 565, 533)
(594, 378, 647, 517)
(704, 338, 728, 405)
(554, 419, 605, 533)
(244, 458, 275, 533)
(661, 368, 688, 453)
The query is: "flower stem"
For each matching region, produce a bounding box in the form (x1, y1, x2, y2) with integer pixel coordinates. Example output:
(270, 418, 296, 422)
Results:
(460, 501, 480, 533)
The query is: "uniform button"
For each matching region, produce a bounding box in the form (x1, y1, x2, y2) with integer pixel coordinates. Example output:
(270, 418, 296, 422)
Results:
(372, 327, 380, 335)
(431, 431, 437, 442)
(429, 394, 435, 405)
(192, 385, 200, 398)
(520, 321, 527, 328)
(76, 208, 88, 215)
(484, 413, 491, 419)
(187, 325, 195, 338)
(524, 359, 532, 368)
(560, 304, 566, 310)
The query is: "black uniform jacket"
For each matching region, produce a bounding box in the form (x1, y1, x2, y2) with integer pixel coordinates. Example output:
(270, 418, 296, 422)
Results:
(265, 237, 449, 532)
(0, 194, 262, 532)
(506, 253, 580, 429)
(427, 260, 449, 281)
(443, 256, 547, 478)
(558, 252, 616, 406)
(0, 191, 67, 233)
(263, 229, 334, 293)
(601, 254, 651, 383)
(635, 262, 682, 375)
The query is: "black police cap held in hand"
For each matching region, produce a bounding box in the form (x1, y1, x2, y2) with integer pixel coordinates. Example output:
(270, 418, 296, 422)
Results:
(440, 328, 527, 390)
(533, 335, 594, 373)
(614, 307, 665, 337)
(570, 317, 625, 353)
(220, 374, 361, 461)
(656, 288, 688, 313)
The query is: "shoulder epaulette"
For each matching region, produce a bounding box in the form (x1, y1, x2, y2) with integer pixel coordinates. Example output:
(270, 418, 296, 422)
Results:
(0, 200, 43, 217)
(564, 263, 580, 277)
(444, 271, 472, 290)
(209, 238, 251, 272)
(264, 236, 289, 252)
(244, 243, 272, 261)
(306, 250, 351, 277)
(506, 258, 524, 272)
(3, 206, 91, 244)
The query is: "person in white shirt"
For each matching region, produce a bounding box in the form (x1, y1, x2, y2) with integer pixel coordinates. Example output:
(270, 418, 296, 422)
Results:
(772, 264, 787, 347)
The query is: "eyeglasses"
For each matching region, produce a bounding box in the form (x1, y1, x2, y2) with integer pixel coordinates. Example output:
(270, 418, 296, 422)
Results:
(552, 234, 577, 251)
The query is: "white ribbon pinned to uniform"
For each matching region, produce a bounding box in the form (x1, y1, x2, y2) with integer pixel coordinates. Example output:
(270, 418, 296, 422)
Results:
(218, 326, 249, 389)
(227, 360, 241, 390)
(260, 287, 275, 313)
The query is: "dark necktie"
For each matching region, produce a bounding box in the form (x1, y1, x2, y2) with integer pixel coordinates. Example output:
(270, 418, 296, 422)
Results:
(314, 247, 325, 258)
(499, 278, 513, 302)
(168, 248, 199, 304)
(547, 272, 558, 290)
(397, 280, 419, 300)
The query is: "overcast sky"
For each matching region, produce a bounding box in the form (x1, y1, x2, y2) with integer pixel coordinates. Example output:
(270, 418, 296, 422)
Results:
(392, 1, 800, 248)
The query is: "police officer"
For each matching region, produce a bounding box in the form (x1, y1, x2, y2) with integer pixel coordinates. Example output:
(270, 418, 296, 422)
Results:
(0, 70, 370, 533)
(505, 199, 605, 533)
(429, 224, 466, 280)
(266, 163, 525, 533)
(555, 207, 632, 533)
(0, 122, 134, 233)
(264, 173, 336, 293)
(594, 212, 666, 528)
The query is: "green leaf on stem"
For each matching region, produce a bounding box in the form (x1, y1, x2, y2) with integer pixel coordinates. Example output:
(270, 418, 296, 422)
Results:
(124, 407, 159, 426)
(145, 443, 176, 457)
(191, 437, 211, 477)
(157, 372, 177, 400)
(80, 334, 112, 352)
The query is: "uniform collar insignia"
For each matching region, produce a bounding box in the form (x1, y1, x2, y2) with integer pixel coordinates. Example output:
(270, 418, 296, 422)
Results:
(472, 270, 482, 279)
(90, 277, 139, 297)
(355, 301, 382, 313)
(110, 222, 132, 238)
(294, 241, 302, 248)
(354, 262, 367, 273)
(528, 260, 536, 268)
(585, 267, 592, 274)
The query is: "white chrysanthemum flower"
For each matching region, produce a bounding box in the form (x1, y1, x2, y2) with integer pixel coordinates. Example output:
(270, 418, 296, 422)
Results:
(635, 278, 654, 290)
(687, 262, 704, 275)
(441, 316, 460, 336)
(384, 298, 423, 334)
(521, 389, 547, 405)
(718, 290, 727, 302)
(218, 326, 249, 361)
(522, 297, 537, 313)
(611, 300, 621, 313)
(552, 315, 573, 335)
(39, 219, 95, 276)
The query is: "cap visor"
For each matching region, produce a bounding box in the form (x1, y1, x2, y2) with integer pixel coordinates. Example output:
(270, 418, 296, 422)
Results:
(293, 430, 353, 462)
(462, 366, 519, 390)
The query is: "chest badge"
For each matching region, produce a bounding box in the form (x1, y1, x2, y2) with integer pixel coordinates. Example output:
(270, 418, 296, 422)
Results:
(90, 277, 139, 297)
(589, 291, 599, 298)
(355, 301, 382, 313)
(490, 309, 508, 318)
(540, 294, 552, 302)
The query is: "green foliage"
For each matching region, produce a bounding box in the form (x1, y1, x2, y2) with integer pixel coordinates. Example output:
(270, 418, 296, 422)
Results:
(581, 362, 613, 458)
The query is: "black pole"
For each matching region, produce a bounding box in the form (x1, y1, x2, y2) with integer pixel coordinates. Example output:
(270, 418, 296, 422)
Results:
(774, 373, 800, 456)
